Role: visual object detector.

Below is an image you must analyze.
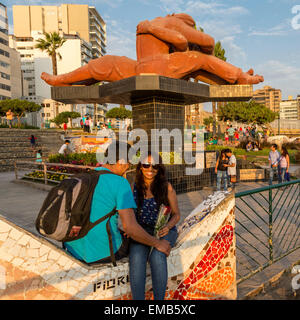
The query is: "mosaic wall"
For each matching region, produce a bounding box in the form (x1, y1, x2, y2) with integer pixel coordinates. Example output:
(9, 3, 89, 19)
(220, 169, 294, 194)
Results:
(70, 136, 109, 154)
(0, 192, 236, 300)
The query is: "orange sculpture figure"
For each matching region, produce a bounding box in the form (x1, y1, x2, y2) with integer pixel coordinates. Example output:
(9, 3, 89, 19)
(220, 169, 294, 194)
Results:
(41, 13, 263, 86)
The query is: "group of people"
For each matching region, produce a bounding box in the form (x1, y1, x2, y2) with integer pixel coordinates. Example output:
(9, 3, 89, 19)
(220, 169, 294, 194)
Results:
(246, 140, 260, 152)
(64, 143, 180, 300)
(214, 148, 237, 192)
(80, 115, 93, 133)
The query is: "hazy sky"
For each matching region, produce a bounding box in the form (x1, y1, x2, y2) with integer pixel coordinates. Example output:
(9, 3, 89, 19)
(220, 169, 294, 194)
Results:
(3, 0, 300, 109)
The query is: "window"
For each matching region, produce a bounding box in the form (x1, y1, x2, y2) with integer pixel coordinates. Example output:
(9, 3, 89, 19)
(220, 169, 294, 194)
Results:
(0, 71, 9, 80)
(0, 37, 8, 46)
(0, 48, 9, 58)
(0, 83, 10, 91)
(0, 60, 9, 68)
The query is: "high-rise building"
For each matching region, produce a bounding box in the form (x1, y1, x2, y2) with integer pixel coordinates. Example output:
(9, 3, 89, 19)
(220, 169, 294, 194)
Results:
(252, 85, 282, 113)
(0, 3, 11, 100)
(280, 96, 299, 120)
(11, 4, 107, 127)
(185, 104, 212, 128)
(12, 4, 106, 58)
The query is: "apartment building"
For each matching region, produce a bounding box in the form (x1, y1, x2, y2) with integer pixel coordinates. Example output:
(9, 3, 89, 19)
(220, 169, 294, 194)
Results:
(280, 96, 300, 120)
(11, 4, 107, 127)
(0, 3, 11, 100)
(253, 85, 282, 113)
(12, 4, 106, 58)
(185, 104, 212, 128)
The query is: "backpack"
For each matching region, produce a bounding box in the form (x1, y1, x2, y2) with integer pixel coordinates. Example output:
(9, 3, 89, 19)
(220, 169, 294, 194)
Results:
(35, 170, 118, 246)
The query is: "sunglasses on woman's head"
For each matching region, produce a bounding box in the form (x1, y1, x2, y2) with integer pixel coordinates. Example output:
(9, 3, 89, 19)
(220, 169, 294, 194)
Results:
(141, 163, 160, 170)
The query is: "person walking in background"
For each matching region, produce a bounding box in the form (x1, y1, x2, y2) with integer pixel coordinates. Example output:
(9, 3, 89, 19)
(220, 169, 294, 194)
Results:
(129, 152, 180, 300)
(227, 125, 235, 145)
(29, 135, 37, 150)
(6, 109, 14, 128)
(36, 149, 43, 163)
(80, 118, 84, 129)
(268, 144, 281, 185)
(63, 122, 68, 134)
(279, 146, 290, 183)
(234, 129, 239, 146)
(82, 115, 87, 132)
(225, 149, 237, 190)
(85, 117, 90, 133)
(215, 149, 229, 192)
(224, 132, 229, 145)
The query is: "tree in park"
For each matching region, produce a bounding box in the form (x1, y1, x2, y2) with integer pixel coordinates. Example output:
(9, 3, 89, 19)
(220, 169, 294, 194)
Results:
(0, 99, 42, 127)
(203, 116, 214, 127)
(196, 27, 227, 135)
(106, 107, 132, 120)
(51, 111, 81, 128)
(217, 101, 277, 125)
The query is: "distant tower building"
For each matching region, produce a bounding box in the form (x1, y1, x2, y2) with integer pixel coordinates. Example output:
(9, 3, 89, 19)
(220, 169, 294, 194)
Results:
(0, 3, 11, 100)
(253, 85, 282, 113)
(280, 96, 299, 120)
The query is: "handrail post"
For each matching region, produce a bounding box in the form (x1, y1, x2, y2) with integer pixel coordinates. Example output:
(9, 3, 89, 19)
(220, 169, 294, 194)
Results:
(268, 188, 273, 263)
(14, 161, 18, 180)
(43, 162, 48, 185)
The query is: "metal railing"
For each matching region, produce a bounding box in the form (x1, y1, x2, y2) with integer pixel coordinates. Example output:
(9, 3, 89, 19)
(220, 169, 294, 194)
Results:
(235, 179, 300, 284)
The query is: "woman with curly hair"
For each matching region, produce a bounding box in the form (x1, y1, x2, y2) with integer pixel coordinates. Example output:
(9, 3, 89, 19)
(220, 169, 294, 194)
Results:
(129, 152, 180, 300)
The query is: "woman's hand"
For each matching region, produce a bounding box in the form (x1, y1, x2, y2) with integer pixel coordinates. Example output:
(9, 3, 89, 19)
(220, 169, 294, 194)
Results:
(158, 226, 170, 238)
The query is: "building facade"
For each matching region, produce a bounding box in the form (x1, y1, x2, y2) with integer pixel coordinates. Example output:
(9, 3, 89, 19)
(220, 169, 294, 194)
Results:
(11, 4, 107, 128)
(253, 85, 282, 113)
(12, 4, 106, 57)
(185, 103, 212, 128)
(0, 3, 11, 101)
(280, 96, 300, 120)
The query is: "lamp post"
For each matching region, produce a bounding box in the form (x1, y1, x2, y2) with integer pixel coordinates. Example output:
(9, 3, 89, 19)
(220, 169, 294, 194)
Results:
(278, 112, 280, 135)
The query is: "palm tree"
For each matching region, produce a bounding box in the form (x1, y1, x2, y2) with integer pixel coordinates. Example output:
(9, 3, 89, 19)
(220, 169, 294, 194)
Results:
(35, 31, 66, 75)
(212, 41, 227, 136)
(35, 32, 66, 118)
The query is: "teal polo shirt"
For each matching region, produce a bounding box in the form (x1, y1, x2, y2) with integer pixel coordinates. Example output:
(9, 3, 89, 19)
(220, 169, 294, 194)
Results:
(64, 167, 137, 263)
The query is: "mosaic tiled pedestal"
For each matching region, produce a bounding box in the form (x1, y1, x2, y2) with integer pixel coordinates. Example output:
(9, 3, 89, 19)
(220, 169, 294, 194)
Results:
(0, 192, 236, 300)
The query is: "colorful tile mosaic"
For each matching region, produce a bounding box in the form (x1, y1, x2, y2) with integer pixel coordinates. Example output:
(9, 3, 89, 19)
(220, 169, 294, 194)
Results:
(0, 192, 236, 300)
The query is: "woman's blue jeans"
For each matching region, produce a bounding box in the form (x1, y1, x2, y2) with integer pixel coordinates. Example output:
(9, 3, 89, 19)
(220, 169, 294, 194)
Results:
(217, 170, 228, 191)
(129, 229, 178, 300)
(278, 167, 287, 183)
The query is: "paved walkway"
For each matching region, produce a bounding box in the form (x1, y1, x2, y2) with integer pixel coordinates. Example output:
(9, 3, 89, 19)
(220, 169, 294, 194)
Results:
(0, 171, 299, 299)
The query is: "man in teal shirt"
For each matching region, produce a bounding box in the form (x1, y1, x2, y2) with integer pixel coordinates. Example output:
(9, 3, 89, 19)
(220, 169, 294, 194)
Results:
(64, 141, 171, 264)
(227, 125, 235, 144)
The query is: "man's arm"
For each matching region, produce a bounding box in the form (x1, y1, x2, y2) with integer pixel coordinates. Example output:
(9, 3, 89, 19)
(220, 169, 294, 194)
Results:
(137, 20, 188, 51)
(178, 25, 215, 54)
(119, 208, 171, 256)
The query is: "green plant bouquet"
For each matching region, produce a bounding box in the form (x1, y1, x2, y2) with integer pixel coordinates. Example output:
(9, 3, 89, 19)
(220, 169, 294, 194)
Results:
(149, 204, 172, 257)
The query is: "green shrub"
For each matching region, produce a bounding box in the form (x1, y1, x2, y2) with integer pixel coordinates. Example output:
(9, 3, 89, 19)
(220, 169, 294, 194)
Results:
(48, 152, 98, 166)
